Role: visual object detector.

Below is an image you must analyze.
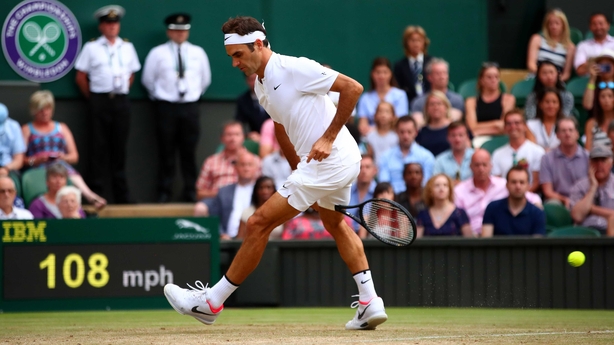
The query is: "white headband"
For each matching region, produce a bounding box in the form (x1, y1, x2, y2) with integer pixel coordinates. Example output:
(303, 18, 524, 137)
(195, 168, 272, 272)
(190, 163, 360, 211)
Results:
(224, 31, 266, 45)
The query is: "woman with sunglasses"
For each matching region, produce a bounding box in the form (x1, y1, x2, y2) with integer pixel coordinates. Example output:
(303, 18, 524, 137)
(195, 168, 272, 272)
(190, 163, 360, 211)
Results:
(583, 50, 614, 111)
(585, 82, 614, 150)
(524, 60, 574, 120)
(526, 9, 575, 81)
(465, 63, 516, 146)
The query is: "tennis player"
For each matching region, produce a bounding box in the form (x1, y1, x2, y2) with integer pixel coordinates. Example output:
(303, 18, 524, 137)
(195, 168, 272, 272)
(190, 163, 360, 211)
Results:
(164, 16, 387, 330)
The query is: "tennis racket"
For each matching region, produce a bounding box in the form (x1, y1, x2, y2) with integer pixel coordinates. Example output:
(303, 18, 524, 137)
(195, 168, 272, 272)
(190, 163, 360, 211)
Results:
(335, 198, 416, 247)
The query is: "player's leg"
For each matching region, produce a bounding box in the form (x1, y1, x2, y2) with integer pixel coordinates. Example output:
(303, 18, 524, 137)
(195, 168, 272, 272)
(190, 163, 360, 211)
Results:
(164, 192, 299, 325)
(319, 207, 387, 330)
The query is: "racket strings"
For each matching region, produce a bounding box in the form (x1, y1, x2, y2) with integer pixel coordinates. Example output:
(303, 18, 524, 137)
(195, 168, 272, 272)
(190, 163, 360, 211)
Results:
(363, 200, 414, 246)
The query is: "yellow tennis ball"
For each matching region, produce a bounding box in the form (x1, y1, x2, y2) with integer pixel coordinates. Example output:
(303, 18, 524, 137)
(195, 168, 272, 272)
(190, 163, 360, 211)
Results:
(568, 251, 585, 267)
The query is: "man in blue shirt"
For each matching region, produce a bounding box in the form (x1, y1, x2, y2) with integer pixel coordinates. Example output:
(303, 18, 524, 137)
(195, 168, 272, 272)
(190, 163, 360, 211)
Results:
(0, 103, 25, 175)
(433, 121, 474, 184)
(349, 154, 377, 234)
(378, 116, 434, 193)
(481, 165, 546, 237)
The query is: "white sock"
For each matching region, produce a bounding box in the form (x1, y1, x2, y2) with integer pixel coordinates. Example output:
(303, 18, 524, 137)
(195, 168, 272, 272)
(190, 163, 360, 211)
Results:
(207, 275, 239, 309)
(353, 270, 377, 302)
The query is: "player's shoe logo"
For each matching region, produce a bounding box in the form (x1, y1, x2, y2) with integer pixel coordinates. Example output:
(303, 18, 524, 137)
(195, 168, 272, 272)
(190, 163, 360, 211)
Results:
(357, 304, 370, 320)
(191, 306, 216, 316)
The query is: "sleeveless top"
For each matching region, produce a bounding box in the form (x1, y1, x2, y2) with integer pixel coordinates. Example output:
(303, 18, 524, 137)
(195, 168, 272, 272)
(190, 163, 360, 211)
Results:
(476, 94, 503, 122)
(26, 122, 68, 157)
(537, 36, 567, 71)
(592, 123, 611, 148)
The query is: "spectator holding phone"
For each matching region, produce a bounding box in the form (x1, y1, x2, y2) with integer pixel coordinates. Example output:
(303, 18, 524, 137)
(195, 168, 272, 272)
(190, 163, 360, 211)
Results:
(574, 12, 614, 76)
(583, 49, 614, 111)
(22, 91, 106, 209)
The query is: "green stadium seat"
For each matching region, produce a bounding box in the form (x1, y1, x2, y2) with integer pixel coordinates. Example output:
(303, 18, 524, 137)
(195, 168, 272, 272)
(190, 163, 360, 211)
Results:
(448, 81, 455, 92)
(480, 135, 509, 154)
(544, 203, 573, 229)
(457, 79, 507, 99)
(458, 79, 477, 99)
(566, 77, 589, 103)
(9, 171, 22, 199)
(569, 27, 583, 45)
(547, 226, 601, 238)
(510, 79, 535, 107)
(21, 167, 47, 208)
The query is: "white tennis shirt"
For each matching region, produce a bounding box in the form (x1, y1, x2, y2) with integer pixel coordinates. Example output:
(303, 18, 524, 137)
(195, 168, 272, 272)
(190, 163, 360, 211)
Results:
(254, 53, 361, 166)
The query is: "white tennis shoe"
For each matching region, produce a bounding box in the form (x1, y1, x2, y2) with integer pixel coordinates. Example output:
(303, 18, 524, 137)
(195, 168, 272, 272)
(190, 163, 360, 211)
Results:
(345, 295, 388, 330)
(164, 281, 223, 325)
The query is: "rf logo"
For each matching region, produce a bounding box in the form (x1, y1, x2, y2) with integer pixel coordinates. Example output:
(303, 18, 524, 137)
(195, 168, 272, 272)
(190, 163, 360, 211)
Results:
(1, 0, 81, 82)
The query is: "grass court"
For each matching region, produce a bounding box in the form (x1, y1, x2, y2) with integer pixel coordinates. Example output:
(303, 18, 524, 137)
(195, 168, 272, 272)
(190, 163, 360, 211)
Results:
(1, 307, 614, 344)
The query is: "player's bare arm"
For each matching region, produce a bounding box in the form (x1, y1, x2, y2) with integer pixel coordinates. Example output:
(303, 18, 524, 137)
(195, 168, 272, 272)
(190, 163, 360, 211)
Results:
(274, 122, 300, 170)
(307, 74, 363, 162)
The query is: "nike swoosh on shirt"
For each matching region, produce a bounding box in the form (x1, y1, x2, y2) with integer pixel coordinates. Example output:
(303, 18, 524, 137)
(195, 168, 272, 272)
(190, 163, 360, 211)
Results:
(191, 306, 215, 316)
(274, 84, 282, 90)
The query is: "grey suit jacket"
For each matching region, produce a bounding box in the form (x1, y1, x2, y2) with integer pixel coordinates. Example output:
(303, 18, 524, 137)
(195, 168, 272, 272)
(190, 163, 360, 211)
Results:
(205, 183, 236, 236)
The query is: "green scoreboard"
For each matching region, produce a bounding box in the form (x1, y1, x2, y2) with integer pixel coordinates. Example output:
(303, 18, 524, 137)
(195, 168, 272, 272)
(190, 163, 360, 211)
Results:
(0, 217, 219, 312)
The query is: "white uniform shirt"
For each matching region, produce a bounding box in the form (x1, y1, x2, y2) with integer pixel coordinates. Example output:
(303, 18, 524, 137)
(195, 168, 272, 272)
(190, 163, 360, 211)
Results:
(75, 36, 141, 94)
(0, 207, 34, 219)
(254, 53, 360, 165)
(492, 140, 545, 184)
(141, 41, 211, 102)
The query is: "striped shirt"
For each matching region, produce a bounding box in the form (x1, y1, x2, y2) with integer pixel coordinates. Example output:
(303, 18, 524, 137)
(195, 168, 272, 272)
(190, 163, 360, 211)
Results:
(196, 152, 239, 194)
(537, 36, 567, 70)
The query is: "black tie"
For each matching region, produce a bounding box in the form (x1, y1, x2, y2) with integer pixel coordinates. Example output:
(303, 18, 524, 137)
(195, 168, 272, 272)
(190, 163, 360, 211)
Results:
(177, 46, 184, 78)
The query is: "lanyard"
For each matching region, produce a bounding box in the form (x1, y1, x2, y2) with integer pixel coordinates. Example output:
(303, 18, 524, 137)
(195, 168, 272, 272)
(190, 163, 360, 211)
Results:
(104, 42, 123, 67)
(169, 42, 187, 76)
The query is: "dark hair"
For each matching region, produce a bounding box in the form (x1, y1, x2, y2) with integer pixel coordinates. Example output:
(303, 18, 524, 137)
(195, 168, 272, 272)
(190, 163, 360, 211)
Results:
(590, 11, 611, 24)
(374, 182, 393, 198)
(554, 116, 579, 134)
(369, 57, 397, 90)
(395, 115, 417, 130)
(221, 16, 269, 51)
(403, 162, 423, 176)
(46, 162, 68, 179)
(447, 120, 469, 134)
(593, 86, 614, 126)
(250, 176, 275, 207)
(533, 60, 565, 92)
(506, 165, 530, 181)
(535, 88, 564, 122)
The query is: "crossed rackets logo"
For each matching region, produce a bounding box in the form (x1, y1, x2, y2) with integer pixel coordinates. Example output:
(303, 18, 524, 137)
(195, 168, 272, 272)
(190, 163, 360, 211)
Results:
(23, 22, 60, 57)
(2, 0, 81, 83)
(17, 15, 65, 64)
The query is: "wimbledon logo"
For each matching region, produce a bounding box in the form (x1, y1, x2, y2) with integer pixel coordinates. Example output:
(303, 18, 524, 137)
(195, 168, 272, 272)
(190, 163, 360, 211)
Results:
(2, 0, 81, 82)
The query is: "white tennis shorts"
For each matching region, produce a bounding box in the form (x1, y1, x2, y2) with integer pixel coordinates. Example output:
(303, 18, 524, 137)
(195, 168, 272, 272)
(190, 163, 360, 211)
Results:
(278, 160, 360, 212)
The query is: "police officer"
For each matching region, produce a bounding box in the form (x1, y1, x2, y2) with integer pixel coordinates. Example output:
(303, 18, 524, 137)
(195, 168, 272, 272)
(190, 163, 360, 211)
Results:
(142, 13, 211, 203)
(75, 5, 140, 204)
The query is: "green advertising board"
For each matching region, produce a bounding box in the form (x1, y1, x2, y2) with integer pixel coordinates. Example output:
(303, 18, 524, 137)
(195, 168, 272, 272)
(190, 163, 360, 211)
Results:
(0, 217, 219, 312)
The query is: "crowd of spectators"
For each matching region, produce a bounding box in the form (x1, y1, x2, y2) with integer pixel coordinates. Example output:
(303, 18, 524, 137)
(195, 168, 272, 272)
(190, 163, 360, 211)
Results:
(1, 7, 613, 239)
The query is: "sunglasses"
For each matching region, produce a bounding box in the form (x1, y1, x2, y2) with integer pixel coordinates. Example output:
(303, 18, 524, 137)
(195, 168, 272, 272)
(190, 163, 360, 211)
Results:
(598, 81, 614, 89)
